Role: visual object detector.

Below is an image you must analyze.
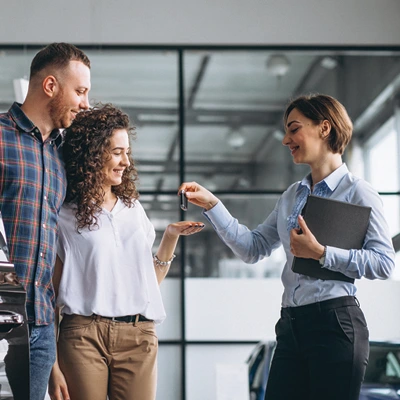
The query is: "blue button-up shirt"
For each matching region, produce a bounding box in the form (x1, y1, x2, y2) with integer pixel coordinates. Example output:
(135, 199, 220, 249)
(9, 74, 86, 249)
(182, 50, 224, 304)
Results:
(0, 102, 67, 325)
(204, 164, 395, 307)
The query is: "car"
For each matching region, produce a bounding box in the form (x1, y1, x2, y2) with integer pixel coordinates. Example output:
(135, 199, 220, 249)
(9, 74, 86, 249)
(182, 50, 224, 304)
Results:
(247, 340, 275, 400)
(0, 212, 29, 400)
(247, 340, 400, 400)
(360, 341, 400, 400)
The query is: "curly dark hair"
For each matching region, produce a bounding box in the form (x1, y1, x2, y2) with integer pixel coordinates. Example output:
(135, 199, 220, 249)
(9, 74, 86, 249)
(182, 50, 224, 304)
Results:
(63, 104, 139, 230)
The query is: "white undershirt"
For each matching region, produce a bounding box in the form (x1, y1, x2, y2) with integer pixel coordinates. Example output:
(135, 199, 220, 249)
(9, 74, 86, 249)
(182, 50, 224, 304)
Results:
(56, 199, 166, 324)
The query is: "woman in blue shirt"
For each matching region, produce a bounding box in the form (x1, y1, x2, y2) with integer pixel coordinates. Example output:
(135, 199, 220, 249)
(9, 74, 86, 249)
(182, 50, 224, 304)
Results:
(179, 94, 395, 400)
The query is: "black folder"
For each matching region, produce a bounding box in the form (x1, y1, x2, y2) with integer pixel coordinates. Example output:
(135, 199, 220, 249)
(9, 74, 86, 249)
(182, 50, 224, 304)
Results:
(291, 195, 372, 283)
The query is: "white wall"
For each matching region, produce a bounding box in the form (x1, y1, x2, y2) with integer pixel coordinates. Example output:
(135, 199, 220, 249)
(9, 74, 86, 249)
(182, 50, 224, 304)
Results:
(184, 278, 400, 341)
(1, 0, 400, 45)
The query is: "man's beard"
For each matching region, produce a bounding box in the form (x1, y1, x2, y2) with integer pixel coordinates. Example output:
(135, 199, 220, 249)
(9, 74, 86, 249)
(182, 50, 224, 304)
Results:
(48, 88, 73, 130)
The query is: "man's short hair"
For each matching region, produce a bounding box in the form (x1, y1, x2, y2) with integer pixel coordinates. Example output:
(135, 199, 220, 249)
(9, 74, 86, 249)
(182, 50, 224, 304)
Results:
(30, 42, 91, 80)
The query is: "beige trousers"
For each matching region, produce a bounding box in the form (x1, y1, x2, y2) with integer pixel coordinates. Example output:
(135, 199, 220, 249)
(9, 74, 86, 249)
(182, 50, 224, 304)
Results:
(58, 314, 158, 400)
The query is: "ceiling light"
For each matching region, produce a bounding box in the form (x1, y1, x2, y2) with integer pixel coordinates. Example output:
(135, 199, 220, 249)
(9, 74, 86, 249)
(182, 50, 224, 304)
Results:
(238, 177, 251, 188)
(227, 128, 246, 149)
(272, 129, 285, 141)
(320, 56, 338, 70)
(266, 55, 291, 78)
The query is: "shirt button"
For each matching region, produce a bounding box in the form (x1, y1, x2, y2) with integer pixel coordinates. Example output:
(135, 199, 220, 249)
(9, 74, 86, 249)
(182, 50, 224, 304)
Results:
(44, 195, 47, 201)
(42, 223, 46, 229)
(35, 281, 39, 286)
(40, 252, 43, 257)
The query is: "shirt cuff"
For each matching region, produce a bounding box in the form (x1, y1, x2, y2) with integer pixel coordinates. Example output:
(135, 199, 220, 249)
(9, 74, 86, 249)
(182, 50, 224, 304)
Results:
(323, 246, 350, 273)
(202, 201, 232, 232)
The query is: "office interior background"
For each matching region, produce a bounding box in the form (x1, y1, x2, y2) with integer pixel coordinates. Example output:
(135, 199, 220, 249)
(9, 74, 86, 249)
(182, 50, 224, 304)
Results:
(2, 1, 400, 399)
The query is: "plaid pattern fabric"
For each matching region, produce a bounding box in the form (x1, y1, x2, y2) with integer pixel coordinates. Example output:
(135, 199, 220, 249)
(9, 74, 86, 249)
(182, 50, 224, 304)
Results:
(0, 103, 66, 325)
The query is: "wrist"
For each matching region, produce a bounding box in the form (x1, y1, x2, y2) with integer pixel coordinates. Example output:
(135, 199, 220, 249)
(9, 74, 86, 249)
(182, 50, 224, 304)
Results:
(205, 198, 219, 211)
(154, 254, 176, 266)
(318, 245, 327, 265)
(165, 226, 179, 240)
(51, 362, 62, 375)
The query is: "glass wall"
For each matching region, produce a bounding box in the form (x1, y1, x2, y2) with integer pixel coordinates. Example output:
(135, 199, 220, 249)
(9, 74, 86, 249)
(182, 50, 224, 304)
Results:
(364, 115, 400, 280)
(2, 46, 400, 400)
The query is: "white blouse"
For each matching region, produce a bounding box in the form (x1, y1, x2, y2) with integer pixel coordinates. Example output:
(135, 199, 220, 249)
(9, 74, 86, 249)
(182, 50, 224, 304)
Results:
(56, 198, 166, 324)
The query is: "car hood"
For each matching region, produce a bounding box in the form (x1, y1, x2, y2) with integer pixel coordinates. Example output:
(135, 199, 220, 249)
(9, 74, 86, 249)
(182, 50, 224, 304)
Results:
(360, 383, 400, 399)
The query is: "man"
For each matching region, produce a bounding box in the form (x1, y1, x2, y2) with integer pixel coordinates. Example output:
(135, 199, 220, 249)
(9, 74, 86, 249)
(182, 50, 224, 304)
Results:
(0, 42, 91, 400)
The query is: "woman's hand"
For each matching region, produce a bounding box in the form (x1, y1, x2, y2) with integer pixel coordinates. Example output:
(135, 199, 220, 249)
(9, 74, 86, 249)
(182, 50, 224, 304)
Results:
(155, 221, 205, 284)
(166, 221, 205, 239)
(48, 364, 70, 400)
(178, 181, 219, 211)
(290, 215, 325, 260)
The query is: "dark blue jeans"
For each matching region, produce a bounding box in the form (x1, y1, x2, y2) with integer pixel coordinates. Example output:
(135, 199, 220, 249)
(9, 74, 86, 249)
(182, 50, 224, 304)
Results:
(29, 323, 56, 400)
(264, 296, 369, 400)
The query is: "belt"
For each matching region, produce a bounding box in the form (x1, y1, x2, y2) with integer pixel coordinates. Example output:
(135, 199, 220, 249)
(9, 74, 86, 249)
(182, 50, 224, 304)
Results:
(282, 296, 359, 317)
(95, 314, 153, 323)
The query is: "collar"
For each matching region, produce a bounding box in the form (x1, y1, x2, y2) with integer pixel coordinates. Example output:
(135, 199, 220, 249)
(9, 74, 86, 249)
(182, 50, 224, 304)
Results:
(9, 102, 35, 133)
(9, 102, 63, 148)
(297, 163, 349, 193)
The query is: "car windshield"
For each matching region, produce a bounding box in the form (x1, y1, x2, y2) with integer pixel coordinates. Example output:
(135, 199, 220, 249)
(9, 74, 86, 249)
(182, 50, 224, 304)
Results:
(364, 344, 400, 385)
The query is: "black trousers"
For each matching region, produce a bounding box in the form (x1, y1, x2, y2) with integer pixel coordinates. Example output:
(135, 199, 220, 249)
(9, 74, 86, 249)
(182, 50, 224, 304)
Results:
(264, 296, 369, 400)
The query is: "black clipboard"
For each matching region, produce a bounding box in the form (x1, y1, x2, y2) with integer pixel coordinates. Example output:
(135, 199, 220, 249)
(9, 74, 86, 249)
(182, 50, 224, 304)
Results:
(291, 195, 371, 283)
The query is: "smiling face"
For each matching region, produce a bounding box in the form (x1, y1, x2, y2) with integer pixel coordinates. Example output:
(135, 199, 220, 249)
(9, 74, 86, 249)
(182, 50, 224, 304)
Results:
(101, 129, 131, 191)
(48, 60, 91, 129)
(282, 108, 331, 166)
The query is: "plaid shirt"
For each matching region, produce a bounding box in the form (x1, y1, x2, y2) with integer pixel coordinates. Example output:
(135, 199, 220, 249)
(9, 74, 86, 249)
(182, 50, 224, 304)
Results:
(0, 102, 66, 325)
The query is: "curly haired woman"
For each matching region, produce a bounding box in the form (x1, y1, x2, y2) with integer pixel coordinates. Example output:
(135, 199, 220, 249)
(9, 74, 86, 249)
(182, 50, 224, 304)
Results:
(48, 104, 204, 400)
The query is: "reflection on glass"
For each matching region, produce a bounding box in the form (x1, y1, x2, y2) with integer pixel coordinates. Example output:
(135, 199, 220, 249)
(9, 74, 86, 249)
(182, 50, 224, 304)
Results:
(184, 195, 285, 278)
(84, 50, 180, 192)
(379, 195, 400, 238)
(365, 117, 399, 192)
(157, 345, 182, 400)
(184, 51, 400, 193)
(217, 247, 285, 279)
(144, 195, 182, 278)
